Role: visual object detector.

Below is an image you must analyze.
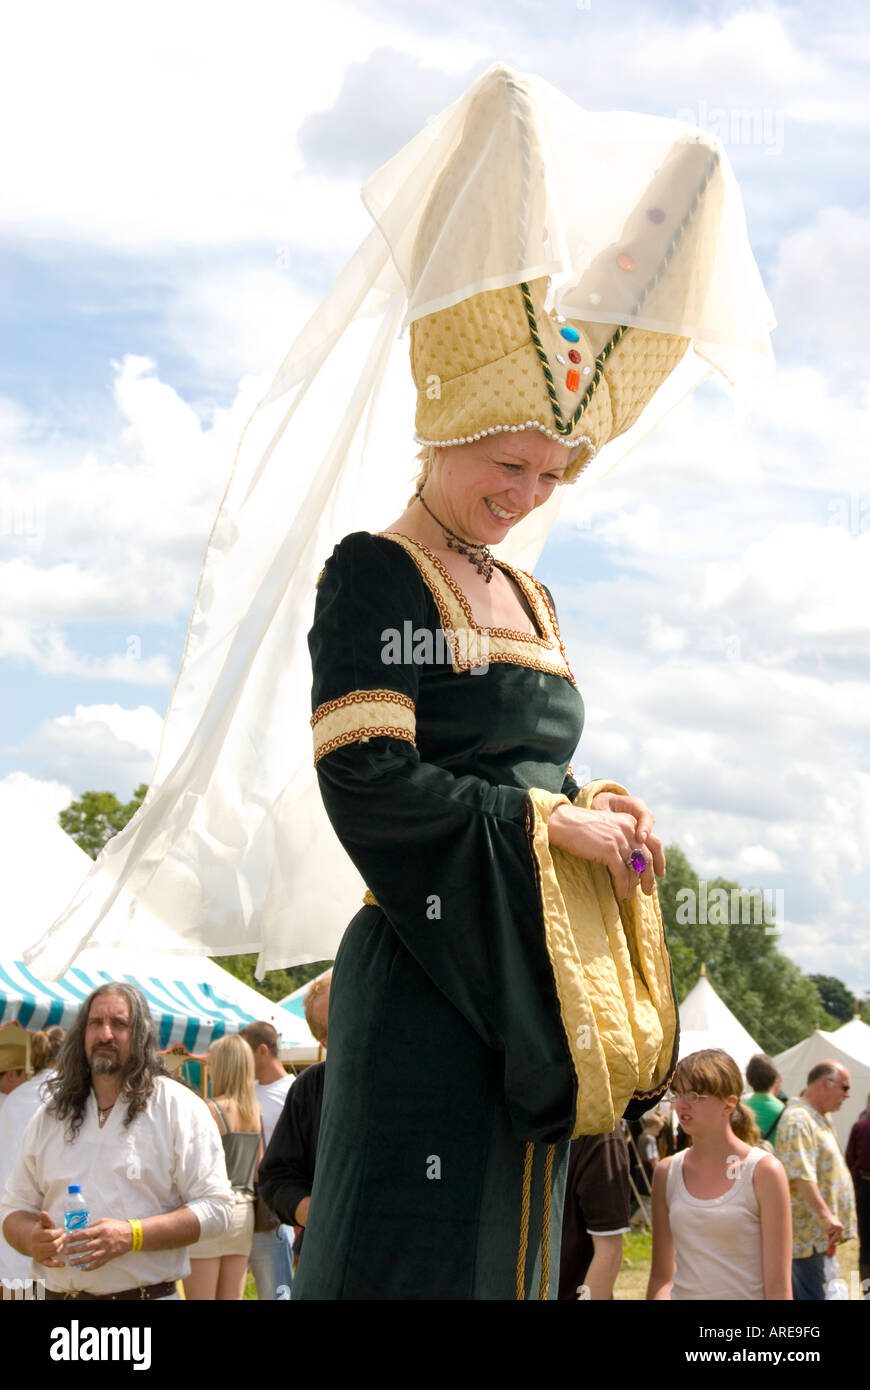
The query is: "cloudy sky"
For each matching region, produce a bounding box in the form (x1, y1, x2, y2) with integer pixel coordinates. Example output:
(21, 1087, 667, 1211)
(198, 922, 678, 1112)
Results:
(2, 0, 869, 998)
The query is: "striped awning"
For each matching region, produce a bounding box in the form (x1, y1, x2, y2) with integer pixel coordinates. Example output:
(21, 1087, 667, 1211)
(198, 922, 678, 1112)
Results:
(0, 958, 261, 1058)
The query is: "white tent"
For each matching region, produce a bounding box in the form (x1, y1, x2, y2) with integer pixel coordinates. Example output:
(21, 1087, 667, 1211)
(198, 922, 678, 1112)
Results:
(0, 784, 310, 1054)
(677, 967, 763, 1078)
(774, 1027, 870, 1150)
(832, 1015, 870, 1059)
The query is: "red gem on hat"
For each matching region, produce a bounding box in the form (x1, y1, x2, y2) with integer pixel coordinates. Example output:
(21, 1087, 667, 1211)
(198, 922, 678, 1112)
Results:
(616, 252, 635, 271)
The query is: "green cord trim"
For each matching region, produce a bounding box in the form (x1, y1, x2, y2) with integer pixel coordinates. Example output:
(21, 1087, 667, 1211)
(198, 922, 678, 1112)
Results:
(521, 152, 719, 438)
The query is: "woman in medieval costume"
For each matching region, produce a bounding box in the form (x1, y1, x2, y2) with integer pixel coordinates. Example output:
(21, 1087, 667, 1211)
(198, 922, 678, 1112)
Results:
(26, 65, 773, 1300)
(292, 67, 769, 1300)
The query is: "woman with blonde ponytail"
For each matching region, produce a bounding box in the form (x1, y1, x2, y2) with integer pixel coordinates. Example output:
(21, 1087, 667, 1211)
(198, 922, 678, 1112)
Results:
(647, 1049, 792, 1300)
(184, 1035, 261, 1301)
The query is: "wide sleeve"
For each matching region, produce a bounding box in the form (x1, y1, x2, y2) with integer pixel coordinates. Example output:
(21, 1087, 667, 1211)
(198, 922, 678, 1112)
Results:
(309, 532, 577, 1144)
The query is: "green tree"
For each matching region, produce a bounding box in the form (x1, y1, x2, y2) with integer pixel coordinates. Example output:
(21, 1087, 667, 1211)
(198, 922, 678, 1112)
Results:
(659, 844, 831, 1054)
(58, 784, 148, 859)
(213, 955, 332, 1004)
(808, 974, 855, 1024)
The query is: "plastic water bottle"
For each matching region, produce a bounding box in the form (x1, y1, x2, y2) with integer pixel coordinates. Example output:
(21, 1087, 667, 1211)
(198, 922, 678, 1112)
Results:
(64, 1184, 89, 1250)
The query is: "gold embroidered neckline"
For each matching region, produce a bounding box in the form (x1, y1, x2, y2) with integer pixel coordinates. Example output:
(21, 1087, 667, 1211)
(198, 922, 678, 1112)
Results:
(376, 532, 576, 682)
(379, 533, 546, 643)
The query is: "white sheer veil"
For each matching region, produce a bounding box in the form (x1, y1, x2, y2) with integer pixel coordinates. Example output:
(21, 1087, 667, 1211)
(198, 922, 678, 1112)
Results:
(26, 64, 773, 977)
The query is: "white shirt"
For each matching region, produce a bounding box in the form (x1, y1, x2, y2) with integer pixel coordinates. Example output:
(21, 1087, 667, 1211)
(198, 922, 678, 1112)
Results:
(666, 1147, 766, 1300)
(0, 1076, 233, 1294)
(256, 1075, 293, 1147)
(0, 1071, 53, 1284)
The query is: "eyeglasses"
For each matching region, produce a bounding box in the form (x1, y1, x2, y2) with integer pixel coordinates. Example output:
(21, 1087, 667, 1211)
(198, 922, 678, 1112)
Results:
(826, 1078, 850, 1094)
(665, 1090, 711, 1105)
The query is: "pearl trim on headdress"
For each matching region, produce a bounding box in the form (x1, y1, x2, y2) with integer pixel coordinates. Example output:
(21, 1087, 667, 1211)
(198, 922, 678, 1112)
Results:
(414, 421, 597, 456)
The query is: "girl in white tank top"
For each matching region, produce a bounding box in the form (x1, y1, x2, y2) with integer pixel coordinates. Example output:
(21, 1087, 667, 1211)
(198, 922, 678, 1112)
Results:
(646, 1048, 792, 1301)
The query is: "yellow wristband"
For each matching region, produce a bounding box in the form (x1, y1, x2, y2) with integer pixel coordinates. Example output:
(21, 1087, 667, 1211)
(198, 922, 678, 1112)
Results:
(128, 1219, 143, 1252)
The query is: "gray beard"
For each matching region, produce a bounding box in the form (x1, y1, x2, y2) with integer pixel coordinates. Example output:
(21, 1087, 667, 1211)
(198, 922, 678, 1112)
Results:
(90, 1053, 122, 1076)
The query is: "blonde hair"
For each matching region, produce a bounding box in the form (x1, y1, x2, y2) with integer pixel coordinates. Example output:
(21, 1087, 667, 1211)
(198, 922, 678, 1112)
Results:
(209, 1034, 258, 1130)
(408, 444, 438, 506)
(304, 972, 332, 1045)
(673, 1049, 760, 1145)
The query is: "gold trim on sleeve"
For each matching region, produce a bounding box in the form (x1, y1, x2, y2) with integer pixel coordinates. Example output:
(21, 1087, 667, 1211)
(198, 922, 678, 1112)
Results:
(312, 689, 416, 765)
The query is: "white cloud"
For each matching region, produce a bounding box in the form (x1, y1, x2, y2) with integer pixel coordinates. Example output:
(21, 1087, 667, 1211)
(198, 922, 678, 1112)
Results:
(0, 771, 74, 819)
(0, 618, 175, 684)
(0, 1, 376, 250)
(0, 357, 266, 632)
(647, 615, 687, 654)
(701, 524, 870, 637)
(166, 264, 320, 385)
(296, 47, 479, 178)
(770, 207, 870, 390)
(8, 704, 163, 796)
(736, 845, 785, 874)
(643, 10, 825, 99)
(0, 3, 485, 256)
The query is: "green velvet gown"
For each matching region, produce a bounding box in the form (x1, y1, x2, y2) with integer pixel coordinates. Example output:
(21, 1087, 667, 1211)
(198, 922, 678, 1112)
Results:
(292, 531, 595, 1300)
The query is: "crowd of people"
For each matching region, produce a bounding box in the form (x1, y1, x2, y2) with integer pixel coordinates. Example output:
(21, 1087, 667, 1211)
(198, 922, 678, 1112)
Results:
(1, 981, 866, 1303)
(557, 1046, 866, 1302)
(0, 975, 330, 1301)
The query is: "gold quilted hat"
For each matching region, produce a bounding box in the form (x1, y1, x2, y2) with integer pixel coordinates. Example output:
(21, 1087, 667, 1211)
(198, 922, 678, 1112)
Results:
(410, 71, 725, 480)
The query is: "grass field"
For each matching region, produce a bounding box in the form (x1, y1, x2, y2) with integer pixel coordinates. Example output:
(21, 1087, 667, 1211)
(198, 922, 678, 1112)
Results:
(614, 1231, 861, 1301)
(243, 1234, 862, 1300)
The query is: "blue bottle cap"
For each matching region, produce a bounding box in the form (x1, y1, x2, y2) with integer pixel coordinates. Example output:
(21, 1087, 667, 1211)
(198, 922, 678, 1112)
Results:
(68, 1184, 81, 1193)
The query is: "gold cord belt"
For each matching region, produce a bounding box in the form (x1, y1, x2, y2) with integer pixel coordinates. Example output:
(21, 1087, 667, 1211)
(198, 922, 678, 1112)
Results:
(515, 1142, 555, 1300)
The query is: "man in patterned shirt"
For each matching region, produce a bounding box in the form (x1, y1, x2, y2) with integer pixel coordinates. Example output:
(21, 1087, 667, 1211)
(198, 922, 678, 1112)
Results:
(776, 1060, 856, 1300)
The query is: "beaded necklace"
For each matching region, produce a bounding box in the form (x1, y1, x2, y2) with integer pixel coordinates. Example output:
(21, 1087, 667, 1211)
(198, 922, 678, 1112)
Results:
(414, 490, 494, 583)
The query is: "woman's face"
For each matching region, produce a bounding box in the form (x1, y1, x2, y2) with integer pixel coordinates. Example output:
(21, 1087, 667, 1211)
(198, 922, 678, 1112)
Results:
(430, 432, 569, 543)
(673, 1089, 738, 1135)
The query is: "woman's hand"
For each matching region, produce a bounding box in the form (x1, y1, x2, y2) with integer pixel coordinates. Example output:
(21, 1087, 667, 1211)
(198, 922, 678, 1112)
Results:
(548, 802, 662, 900)
(590, 792, 665, 876)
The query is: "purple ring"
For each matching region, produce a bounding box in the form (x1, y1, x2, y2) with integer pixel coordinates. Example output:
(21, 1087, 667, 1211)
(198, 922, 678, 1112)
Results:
(627, 849, 647, 875)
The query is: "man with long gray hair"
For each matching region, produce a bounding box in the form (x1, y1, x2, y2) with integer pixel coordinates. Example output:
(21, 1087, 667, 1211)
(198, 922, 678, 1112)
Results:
(0, 982, 233, 1300)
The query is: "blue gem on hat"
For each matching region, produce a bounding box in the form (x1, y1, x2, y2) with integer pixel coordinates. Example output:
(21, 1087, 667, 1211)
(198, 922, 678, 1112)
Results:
(560, 326, 579, 343)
